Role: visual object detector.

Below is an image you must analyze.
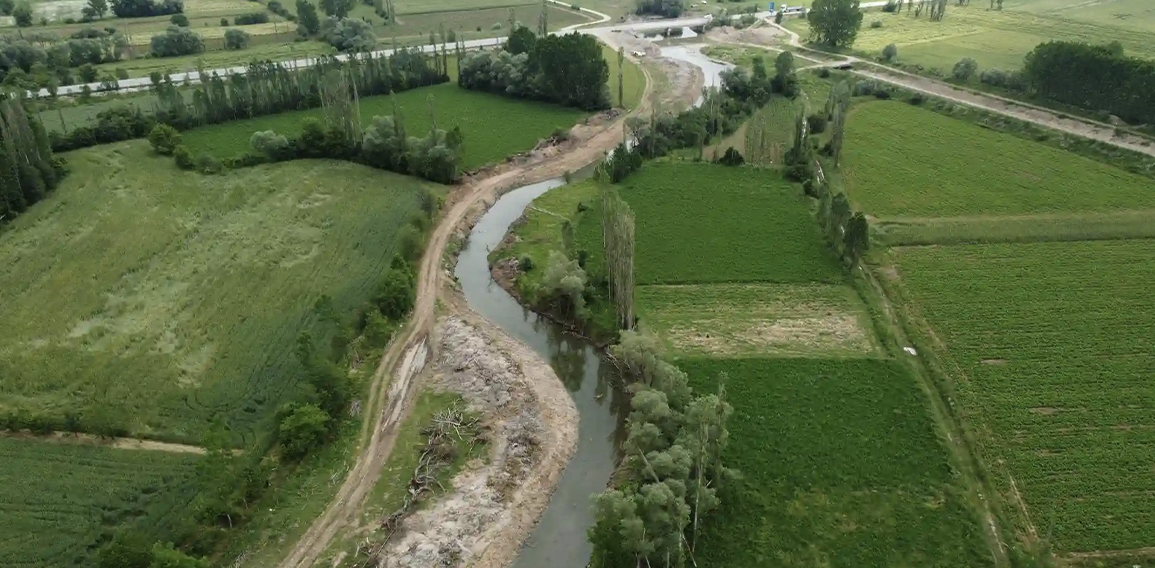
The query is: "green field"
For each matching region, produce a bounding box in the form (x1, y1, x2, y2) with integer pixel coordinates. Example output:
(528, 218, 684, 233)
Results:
(180, 83, 589, 170)
(842, 101, 1155, 218)
(785, 2, 1155, 73)
(895, 240, 1155, 552)
(678, 357, 993, 568)
(0, 438, 200, 568)
(618, 162, 844, 285)
(0, 142, 434, 443)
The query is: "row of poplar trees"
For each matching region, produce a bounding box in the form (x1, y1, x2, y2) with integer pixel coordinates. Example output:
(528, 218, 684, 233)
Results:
(52, 48, 447, 151)
(0, 96, 62, 226)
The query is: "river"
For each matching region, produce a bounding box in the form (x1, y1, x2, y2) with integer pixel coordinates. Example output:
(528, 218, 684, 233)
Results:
(452, 44, 730, 568)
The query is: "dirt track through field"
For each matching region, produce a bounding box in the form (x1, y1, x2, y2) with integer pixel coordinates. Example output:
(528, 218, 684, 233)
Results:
(0, 431, 208, 454)
(274, 55, 662, 568)
(748, 22, 1155, 159)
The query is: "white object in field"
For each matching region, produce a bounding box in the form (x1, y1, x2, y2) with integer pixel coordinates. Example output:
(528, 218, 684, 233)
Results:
(903, 347, 918, 356)
(632, 51, 646, 57)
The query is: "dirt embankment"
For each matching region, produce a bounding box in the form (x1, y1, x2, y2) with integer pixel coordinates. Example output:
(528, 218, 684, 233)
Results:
(379, 311, 577, 568)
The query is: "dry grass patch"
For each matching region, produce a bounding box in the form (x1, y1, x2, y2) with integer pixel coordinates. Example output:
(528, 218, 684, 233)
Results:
(638, 283, 878, 358)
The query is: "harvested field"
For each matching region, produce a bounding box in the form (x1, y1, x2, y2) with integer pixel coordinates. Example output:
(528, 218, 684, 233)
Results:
(637, 283, 878, 357)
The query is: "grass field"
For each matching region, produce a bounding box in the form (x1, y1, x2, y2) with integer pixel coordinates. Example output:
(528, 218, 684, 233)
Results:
(0, 142, 434, 443)
(841, 101, 1155, 218)
(784, 2, 1155, 73)
(637, 283, 878, 357)
(179, 83, 589, 169)
(618, 162, 844, 285)
(0, 438, 200, 568)
(678, 357, 993, 568)
(895, 240, 1155, 552)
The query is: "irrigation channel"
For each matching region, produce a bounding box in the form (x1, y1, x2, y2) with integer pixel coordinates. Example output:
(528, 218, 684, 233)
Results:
(452, 44, 728, 567)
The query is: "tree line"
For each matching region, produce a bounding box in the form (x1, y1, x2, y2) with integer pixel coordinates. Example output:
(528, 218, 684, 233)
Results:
(458, 27, 611, 111)
(592, 331, 734, 568)
(1023, 40, 1155, 126)
(0, 95, 65, 229)
(50, 48, 447, 152)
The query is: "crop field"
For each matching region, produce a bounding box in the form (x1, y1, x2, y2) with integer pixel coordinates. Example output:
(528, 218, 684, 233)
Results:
(677, 357, 992, 568)
(617, 162, 844, 285)
(895, 240, 1155, 552)
(637, 283, 877, 357)
(180, 83, 588, 170)
(0, 438, 200, 568)
(785, 3, 1155, 73)
(1006, 0, 1155, 32)
(841, 101, 1155, 218)
(0, 142, 434, 443)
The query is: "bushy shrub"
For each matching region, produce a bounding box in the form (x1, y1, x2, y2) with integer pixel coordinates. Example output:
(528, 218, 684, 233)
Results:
(806, 113, 827, 134)
(233, 11, 268, 24)
(882, 43, 897, 62)
(320, 16, 375, 51)
(952, 57, 978, 81)
(196, 153, 222, 174)
(716, 146, 744, 166)
(150, 25, 204, 57)
(870, 19, 882, 28)
(277, 403, 329, 460)
(173, 145, 194, 169)
(224, 28, 250, 50)
(519, 254, 534, 272)
(170, 13, 188, 26)
(250, 129, 291, 158)
(147, 123, 181, 155)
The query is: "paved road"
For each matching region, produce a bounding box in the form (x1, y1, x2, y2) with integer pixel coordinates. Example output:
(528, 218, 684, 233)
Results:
(37, 0, 610, 97)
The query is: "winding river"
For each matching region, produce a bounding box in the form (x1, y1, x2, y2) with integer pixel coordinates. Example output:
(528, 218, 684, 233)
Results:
(453, 45, 729, 567)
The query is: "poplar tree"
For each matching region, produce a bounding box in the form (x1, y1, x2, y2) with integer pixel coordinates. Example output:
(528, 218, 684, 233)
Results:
(537, 0, 548, 36)
(601, 188, 635, 330)
(827, 79, 852, 166)
(617, 46, 625, 108)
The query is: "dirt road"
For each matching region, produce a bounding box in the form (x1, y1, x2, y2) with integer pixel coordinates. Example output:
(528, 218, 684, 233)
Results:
(737, 22, 1155, 159)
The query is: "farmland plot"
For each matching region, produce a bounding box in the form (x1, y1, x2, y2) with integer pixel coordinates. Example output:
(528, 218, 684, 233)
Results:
(678, 357, 993, 568)
(0, 437, 199, 568)
(181, 83, 588, 170)
(637, 283, 878, 357)
(0, 142, 433, 444)
(842, 101, 1155, 218)
(618, 162, 844, 285)
(896, 240, 1155, 552)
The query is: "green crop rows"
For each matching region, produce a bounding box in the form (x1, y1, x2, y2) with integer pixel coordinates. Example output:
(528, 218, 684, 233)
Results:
(841, 101, 1155, 219)
(180, 84, 589, 170)
(618, 162, 844, 285)
(0, 142, 434, 444)
(678, 357, 993, 568)
(0, 438, 200, 568)
(896, 240, 1155, 552)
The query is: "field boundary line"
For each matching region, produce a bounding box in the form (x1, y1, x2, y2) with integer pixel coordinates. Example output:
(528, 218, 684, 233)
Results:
(859, 260, 1012, 566)
(1067, 547, 1155, 560)
(0, 431, 209, 455)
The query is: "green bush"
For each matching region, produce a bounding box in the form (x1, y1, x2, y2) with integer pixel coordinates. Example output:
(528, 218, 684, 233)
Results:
(173, 145, 195, 169)
(277, 403, 330, 460)
(148, 124, 182, 155)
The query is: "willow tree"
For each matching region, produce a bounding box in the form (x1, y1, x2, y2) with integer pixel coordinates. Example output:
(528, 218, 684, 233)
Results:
(601, 188, 636, 330)
(827, 79, 851, 166)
